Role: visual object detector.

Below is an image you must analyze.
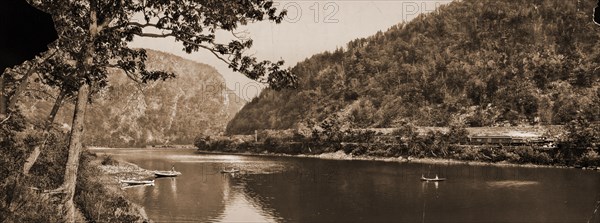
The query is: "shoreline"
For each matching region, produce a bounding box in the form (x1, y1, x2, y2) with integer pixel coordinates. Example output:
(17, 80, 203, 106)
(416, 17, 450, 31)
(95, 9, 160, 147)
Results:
(79, 153, 154, 222)
(95, 158, 156, 182)
(88, 145, 196, 150)
(87, 146, 599, 171)
(196, 149, 600, 171)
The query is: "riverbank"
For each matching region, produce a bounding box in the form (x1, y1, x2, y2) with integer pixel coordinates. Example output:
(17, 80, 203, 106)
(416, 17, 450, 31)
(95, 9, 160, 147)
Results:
(89, 145, 196, 150)
(196, 149, 600, 171)
(77, 152, 153, 222)
(95, 155, 155, 181)
(196, 123, 600, 169)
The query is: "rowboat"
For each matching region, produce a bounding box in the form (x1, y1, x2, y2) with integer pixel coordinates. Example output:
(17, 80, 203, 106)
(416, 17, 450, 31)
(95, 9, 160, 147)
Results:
(154, 171, 182, 177)
(420, 175, 446, 181)
(220, 168, 240, 174)
(120, 179, 155, 185)
(122, 183, 154, 189)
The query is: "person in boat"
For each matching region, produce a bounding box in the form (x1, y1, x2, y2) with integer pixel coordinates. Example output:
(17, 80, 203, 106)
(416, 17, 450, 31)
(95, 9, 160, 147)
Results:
(435, 174, 439, 180)
(171, 165, 175, 172)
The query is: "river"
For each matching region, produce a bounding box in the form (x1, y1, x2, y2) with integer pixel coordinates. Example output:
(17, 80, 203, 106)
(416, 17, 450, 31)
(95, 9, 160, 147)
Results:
(94, 148, 600, 222)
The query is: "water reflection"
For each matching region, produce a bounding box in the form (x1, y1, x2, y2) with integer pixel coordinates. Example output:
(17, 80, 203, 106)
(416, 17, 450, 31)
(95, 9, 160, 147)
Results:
(99, 148, 600, 223)
(212, 175, 280, 222)
(486, 180, 539, 188)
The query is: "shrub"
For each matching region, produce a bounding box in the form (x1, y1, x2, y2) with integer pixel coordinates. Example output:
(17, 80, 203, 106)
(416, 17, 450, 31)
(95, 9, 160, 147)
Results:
(448, 124, 469, 144)
(1, 123, 72, 222)
(0, 179, 65, 223)
(516, 147, 553, 165)
(479, 147, 498, 162)
(498, 148, 521, 163)
(580, 150, 600, 167)
(193, 136, 211, 150)
(27, 129, 70, 189)
(101, 155, 119, 166)
(454, 146, 481, 161)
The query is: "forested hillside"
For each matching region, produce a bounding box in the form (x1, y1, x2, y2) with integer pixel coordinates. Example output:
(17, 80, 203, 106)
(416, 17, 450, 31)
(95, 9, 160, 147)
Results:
(21, 50, 245, 147)
(227, 0, 600, 135)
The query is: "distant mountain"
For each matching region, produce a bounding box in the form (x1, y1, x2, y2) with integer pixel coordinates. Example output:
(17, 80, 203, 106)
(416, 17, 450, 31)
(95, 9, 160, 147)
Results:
(226, 0, 600, 135)
(24, 49, 246, 147)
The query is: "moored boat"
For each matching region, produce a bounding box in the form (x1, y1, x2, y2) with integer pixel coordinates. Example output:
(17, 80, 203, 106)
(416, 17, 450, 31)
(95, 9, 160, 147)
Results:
(120, 179, 155, 185)
(121, 183, 154, 189)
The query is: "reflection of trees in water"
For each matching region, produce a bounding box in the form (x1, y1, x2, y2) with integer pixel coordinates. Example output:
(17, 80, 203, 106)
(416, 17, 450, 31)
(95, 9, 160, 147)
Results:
(124, 162, 228, 222)
(237, 160, 481, 222)
(214, 174, 281, 222)
(237, 161, 400, 222)
(117, 151, 600, 222)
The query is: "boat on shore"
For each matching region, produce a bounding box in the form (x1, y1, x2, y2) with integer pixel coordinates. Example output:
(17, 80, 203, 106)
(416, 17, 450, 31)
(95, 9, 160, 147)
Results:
(220, 168, 240, 174)
(120, 179, 155, 185)
(154, 170, 182, 177)
(420, 175, 446, 181)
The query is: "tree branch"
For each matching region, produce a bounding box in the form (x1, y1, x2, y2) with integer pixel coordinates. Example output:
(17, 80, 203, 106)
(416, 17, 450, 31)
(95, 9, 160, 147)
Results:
(126, 21, 160, 29)
(107, 64, 143, 84)
(8, 49, 59, 110)
(136, 32, 174, 38)
(0, 114, 11, 125)
(177, 38, 234, 67)
(24, 88, 58, 100)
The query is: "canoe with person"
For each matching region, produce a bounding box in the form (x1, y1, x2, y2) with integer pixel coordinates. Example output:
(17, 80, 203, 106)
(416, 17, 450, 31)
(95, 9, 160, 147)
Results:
(220, 168, 240, 174)
(420, 174, 446, 181)
(154, 165, 182, 177)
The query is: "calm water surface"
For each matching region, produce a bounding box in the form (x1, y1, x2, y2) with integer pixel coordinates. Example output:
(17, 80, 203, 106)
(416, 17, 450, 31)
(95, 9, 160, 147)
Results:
(95, 148, 600, 223)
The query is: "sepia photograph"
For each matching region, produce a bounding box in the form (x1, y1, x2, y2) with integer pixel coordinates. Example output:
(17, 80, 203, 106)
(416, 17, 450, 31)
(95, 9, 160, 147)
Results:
(1, 0, 599, 222)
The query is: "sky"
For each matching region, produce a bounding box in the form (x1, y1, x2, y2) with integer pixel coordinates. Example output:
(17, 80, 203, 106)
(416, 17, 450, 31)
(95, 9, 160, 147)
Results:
(131, 0, 451, 101)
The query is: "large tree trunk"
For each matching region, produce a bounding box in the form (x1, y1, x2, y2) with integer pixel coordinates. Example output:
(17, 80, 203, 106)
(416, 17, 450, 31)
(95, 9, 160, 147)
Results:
(23, 89, 66, 175)
(61, 83, 89, 222)
(61, 9, 99, 221)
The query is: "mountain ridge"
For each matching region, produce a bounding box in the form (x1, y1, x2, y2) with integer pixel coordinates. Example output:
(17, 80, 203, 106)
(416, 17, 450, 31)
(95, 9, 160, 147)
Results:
(226, 0, 600, 135)
(22, 49, 246, 147)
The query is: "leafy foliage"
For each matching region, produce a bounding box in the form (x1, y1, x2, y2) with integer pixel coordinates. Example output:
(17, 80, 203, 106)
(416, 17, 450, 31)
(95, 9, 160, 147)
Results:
(556, 115, 600, 165)
(2, 0, 297, 221)
(27, 0, 296, 91)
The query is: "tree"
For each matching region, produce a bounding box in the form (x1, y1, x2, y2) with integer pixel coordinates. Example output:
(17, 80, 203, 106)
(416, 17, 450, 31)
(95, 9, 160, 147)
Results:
(22, 0, 296, 221)
(559, 115, 600, 165)
(15, 50, 79, 175)
(562, 116, 600, 151)
(448, 123, 469, 145)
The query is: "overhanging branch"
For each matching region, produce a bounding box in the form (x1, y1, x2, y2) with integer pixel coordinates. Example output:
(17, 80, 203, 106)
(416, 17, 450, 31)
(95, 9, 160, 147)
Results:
(136, 32, 174, 38)
(178, 38, 234, 68)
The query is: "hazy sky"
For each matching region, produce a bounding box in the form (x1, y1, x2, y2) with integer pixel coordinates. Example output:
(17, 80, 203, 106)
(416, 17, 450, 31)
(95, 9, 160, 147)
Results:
(131, 0, 450, 101)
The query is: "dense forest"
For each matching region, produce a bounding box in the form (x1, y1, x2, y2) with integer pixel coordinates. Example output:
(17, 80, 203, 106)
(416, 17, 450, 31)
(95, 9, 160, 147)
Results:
(20, 50, 245, 147)
(227, 0, 600, 135)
